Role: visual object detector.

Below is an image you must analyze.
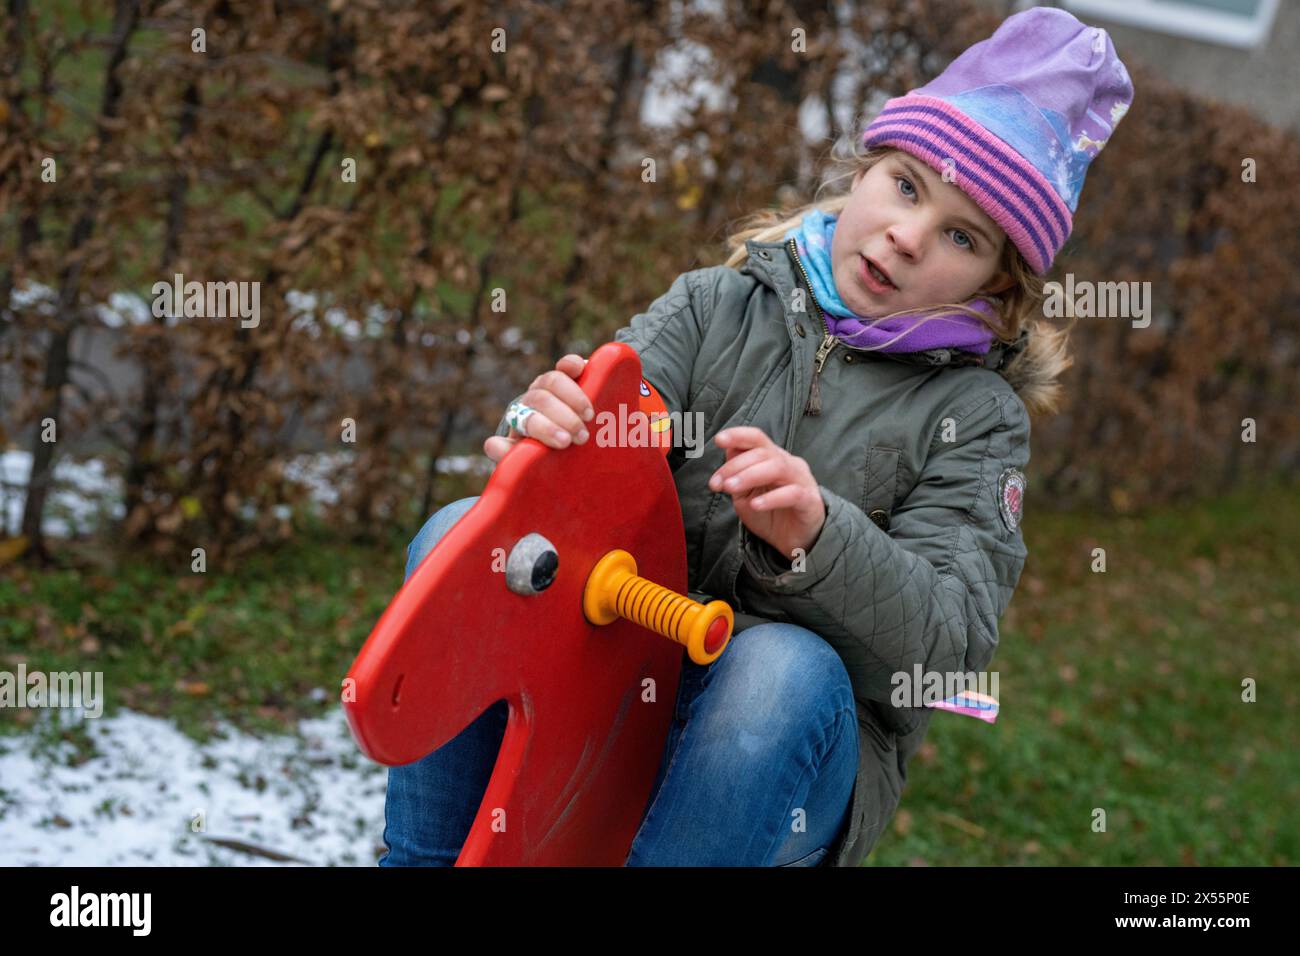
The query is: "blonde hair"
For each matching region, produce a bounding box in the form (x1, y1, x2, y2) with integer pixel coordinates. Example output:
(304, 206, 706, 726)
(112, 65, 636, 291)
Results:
(720, 143, 1074, 418)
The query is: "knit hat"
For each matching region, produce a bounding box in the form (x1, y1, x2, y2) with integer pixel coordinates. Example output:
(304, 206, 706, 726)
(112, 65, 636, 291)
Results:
(861, 5, 1133, 274)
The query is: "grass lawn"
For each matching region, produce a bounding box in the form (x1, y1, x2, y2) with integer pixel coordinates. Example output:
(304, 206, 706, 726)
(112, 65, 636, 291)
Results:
(2, 472, 1296, 865)
(866, 475, 1299, 866)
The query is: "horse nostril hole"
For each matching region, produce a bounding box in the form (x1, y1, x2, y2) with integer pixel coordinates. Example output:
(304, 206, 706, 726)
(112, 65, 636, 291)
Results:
(531, 550, 558, 591)
(392, 674, 404, 707)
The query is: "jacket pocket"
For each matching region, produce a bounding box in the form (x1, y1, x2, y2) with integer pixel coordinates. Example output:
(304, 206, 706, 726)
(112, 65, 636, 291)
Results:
(861, 445, 901, 531)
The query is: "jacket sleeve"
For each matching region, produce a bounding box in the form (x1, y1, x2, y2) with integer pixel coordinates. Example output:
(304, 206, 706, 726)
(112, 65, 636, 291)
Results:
(734, 386, 1030, 706)
(494, 269, 714, 446)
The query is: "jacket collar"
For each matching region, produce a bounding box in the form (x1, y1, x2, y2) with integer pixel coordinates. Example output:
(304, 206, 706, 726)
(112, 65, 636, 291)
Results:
(741, 238, 1028, 373)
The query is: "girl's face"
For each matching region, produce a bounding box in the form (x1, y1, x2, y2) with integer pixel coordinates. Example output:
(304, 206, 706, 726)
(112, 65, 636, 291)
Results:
(830, 150, 1013, 315)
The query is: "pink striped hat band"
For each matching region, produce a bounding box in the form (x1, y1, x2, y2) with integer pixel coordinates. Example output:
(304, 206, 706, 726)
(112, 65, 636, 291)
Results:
(862, 94, 1072, 275)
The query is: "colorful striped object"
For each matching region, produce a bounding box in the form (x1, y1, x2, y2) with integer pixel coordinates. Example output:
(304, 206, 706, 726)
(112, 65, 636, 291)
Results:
(929, 690, 1000, 724)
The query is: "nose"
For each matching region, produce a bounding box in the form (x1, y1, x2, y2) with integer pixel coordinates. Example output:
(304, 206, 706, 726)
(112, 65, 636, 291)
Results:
(886, 221, 924, 262)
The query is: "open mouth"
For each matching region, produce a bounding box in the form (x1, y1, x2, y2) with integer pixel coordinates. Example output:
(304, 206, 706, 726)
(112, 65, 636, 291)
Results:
(860, 255, 897, 292)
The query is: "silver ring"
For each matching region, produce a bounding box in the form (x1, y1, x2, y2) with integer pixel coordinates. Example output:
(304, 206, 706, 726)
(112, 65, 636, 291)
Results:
(506, 399, 537, 436)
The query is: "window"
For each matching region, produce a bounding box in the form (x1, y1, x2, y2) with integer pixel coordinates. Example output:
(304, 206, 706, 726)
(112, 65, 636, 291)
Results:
(1060, 0, 1279, 49)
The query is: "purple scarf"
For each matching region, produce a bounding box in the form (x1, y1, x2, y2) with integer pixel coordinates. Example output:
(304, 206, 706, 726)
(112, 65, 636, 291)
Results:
(785, 209, 998, 354)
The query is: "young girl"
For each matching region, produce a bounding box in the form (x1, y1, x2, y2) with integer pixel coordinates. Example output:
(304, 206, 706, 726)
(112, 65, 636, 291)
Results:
(381, 6, 1133, 867)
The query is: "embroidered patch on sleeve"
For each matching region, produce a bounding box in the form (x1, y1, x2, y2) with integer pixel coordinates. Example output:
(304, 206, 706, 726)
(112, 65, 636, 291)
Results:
(997, 467, 1026, 533)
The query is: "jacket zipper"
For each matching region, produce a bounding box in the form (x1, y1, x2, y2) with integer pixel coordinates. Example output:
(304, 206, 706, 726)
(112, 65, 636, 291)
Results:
(786, 238, 836, 416)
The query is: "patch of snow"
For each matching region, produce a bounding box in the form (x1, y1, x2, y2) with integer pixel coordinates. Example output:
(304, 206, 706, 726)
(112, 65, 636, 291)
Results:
(7, 280, 57, 316)
(94, 291, 154, 328)
(0, 451, 124, 538)
(1, 449, 488, 539)
(281, 451, 350, 507)
(0, 707, 388, 867)
(437, 454, 493, 477)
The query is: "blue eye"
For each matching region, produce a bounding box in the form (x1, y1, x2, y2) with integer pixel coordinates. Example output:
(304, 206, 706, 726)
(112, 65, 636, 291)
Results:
(951, 229, 975, 251)
(896, 176, 916, 199)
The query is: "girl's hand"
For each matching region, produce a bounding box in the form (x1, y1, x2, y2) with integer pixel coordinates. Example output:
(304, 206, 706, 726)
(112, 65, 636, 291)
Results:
(708, 426, 827, 562)
(483, 354, 594, 463)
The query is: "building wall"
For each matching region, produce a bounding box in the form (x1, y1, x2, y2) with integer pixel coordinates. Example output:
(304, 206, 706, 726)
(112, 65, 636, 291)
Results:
(974, 0, 1298, 133)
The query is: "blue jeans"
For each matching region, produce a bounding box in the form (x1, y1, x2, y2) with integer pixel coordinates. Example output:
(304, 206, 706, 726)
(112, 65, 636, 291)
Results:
(379, 496, 858, 867)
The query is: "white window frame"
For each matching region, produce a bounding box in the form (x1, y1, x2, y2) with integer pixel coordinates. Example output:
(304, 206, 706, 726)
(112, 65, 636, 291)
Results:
(1060, 0, 1279, 49)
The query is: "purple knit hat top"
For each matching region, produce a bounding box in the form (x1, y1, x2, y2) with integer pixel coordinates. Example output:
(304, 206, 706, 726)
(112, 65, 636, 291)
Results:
(862, 5, 1134, 274)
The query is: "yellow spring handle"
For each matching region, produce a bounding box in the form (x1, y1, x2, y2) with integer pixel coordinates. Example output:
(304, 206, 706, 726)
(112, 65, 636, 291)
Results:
(583, 550, 734, 665)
